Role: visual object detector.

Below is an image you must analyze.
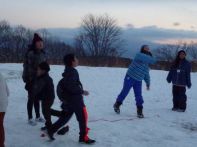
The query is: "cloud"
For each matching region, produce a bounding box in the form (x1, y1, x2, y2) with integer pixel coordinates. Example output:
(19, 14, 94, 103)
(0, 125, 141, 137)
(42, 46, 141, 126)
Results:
(173, 22, 181, 27)
(125, 23, 134, 28)
(191, 25, 196, 29)
(47, 25, 197, 57)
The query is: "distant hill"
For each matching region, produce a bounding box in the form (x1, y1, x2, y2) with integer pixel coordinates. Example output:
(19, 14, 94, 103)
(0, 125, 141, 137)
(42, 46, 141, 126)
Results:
(46, 26, 197, 58)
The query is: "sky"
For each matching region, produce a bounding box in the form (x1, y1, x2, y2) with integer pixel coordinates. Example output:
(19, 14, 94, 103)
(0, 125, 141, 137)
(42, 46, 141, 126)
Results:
(0, 0, 197, 30)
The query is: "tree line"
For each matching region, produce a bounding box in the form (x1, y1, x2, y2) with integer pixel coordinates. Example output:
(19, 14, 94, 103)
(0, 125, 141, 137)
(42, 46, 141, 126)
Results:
(0, 14, 124, 63)
(154, 42, 197, 62)
(0, 20, 75, 62)
(0, 14, 197, 64)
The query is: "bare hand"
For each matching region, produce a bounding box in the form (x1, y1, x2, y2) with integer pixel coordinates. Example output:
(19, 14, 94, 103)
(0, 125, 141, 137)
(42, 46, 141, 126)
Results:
(83, 90, 89, 96)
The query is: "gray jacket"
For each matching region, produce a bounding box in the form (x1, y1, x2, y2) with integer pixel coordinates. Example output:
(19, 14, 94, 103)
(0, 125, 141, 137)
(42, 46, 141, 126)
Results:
(22, 49, 47, 83)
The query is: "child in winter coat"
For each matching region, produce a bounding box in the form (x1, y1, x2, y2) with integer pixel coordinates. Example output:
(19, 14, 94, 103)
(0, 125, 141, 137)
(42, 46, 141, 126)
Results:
(0, 73, 9, 147)
(32, 62, 55, 139)
(22, 33, 47, 125)
(113, 45, 156, 118)
(167, 50, 191, 112)
(50, 54, 95, 144)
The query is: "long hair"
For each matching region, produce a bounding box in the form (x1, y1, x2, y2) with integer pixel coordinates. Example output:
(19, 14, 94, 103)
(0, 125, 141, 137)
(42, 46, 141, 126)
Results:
(173, 50, 186, 68)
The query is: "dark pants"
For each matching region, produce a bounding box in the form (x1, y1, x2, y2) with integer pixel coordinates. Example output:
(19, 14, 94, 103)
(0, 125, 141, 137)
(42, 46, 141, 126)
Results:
(27, 96, 40, 119)
(172, 85, 187, 110)
(117, 75, 144, 107)
(52, 102, 88, 140)
(0, 112, 5, 147)
(26, 82, 41, 119)
(41, 99, 54, 131)
(50, 109, 63, 117)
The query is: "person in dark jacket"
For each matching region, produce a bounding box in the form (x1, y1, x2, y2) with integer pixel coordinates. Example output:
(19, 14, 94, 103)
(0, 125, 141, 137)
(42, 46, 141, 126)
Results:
(50, 54, 95, 144)
(167, 50, 192, 112)
(22, 33, 47, 125)
(32, 62, 56, 139)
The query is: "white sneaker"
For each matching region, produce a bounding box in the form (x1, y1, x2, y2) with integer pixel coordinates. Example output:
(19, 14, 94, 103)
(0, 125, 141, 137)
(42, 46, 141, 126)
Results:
(35, 117, 45, 123)
(28, 119, 37, 126)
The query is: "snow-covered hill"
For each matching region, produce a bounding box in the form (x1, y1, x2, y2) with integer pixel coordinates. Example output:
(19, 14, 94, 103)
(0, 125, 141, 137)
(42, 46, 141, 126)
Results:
(1, 63, 197, 147)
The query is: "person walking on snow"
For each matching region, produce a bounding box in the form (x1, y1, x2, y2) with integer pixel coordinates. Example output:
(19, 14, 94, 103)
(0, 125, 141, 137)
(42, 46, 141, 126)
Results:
(50, 54, 96, 144)
(22, 33, 47, 125)
(113, 45, 156, 118)
(167, 50, 191, 112)
(0, 73, 9, 147)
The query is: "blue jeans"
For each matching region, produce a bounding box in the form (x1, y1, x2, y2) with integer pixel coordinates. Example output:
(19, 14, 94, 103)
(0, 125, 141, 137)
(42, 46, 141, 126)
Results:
(117, 75, 144, 107)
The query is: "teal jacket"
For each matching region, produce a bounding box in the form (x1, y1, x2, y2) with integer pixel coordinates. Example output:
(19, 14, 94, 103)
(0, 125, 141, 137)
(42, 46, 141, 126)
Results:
(127, 53, 156, 87)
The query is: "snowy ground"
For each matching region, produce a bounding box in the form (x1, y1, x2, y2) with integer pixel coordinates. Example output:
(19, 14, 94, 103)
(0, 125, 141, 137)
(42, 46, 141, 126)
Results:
(1, 63, 197, 147)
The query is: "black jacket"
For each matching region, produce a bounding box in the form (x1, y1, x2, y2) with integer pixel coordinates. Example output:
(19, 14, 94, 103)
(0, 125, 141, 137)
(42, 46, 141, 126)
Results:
(32, 73, 55, 101)
(61, 67, 84, 104)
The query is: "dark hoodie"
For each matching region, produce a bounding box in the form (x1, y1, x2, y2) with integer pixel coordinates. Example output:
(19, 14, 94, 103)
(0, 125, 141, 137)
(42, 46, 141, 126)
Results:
(32, 73, 55, 101)
(61, 67, 84, 105)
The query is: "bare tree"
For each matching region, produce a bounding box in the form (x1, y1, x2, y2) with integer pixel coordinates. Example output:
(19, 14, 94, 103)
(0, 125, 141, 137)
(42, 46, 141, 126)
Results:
(187, 43, 197, 60)
(75, 14, 124, 57)
(154, 43, 190, 61)
(0, 20, 74, 62)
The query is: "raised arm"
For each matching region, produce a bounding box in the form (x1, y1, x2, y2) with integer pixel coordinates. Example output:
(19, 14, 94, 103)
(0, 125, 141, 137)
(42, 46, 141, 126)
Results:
(135, 53, 157, 64)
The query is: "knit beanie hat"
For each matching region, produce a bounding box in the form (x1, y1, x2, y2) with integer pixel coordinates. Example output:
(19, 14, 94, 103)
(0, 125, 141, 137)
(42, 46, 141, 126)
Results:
(32, 33, 43, 44)
(38, 62, 50, 72)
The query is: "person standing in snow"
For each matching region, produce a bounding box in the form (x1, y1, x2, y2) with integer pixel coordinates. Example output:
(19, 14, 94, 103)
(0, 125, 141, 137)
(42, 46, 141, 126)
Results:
(22, 33, 47, 125)
(32, 62, 69, 140)
(50, 54, 95, 144)
(167, 50, 191, 112)
(113, 45, 156, 118)
(0, 73, 9, 147)
(31, 62, 55, 140)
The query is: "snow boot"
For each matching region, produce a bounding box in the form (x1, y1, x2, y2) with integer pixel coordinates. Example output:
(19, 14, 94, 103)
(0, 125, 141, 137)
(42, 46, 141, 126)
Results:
(113, 101, 122, 114)
(79, 137, 96, 144)
(172, 107, 179, 111)
(137, 106, 144, 118)
(177, 109, 185, 112)
(57, 126, 69, 135)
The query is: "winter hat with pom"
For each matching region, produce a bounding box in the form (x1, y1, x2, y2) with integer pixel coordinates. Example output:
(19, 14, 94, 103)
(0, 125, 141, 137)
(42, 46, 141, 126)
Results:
(38, 62, 50, 72)
(32, 33, 43, 44)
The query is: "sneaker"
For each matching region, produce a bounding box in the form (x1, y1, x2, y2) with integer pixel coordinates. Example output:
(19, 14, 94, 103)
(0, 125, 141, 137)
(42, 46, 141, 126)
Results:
(113, 101, 122, 114)
(57, 126, 69, 135)
(28, 119, 37, 126)
(137, 106, 144, 118)
(36, 117, 45, 123)
(44, 129, 55, 141)
(41, 126, 47, 131)
(79, 138, 96, 144)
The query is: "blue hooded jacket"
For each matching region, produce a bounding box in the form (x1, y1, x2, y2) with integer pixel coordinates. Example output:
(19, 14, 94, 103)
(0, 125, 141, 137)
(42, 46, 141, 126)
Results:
(167, 59, 191, 88)
(127, 52, 156, 87)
